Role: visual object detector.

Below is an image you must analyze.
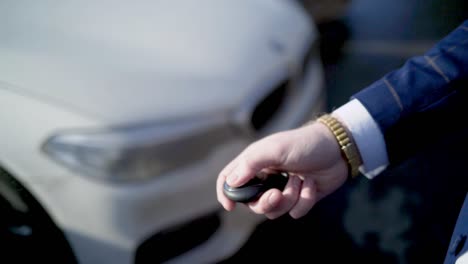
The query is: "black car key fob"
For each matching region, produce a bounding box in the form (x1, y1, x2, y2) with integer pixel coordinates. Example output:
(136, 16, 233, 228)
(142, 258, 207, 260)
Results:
(223, 172, 288, 203)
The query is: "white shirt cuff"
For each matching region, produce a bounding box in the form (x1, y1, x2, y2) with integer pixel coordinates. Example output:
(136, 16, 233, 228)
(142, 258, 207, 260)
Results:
(332, 99, 389, 179)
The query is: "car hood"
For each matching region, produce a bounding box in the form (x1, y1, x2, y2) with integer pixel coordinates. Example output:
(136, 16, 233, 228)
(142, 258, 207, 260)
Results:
(0, 0, 313, 125)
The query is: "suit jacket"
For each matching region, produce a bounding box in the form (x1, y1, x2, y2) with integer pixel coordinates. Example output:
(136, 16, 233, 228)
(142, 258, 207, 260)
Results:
(354, 19, 468, 133)
(353, 19, 468, 264)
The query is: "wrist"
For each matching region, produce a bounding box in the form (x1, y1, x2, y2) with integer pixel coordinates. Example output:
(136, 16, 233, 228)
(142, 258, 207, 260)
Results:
(332, 99, 390, 179)
(317, 114, 363, 178)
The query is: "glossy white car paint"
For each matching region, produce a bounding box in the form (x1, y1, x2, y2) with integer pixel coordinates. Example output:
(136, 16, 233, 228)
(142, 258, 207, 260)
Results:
(0, 0, 325, 263)
(1, 0, 312, 124)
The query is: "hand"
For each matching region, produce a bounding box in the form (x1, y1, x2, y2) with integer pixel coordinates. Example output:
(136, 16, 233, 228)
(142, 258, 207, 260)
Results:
(216, 121, 349, 219)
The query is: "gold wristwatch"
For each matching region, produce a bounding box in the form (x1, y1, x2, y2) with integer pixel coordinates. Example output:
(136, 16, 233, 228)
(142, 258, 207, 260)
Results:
(317, 114, 362, 178)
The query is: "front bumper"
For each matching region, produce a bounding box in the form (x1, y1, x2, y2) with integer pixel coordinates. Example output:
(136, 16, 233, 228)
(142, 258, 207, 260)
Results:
(54, 138, 263, 264)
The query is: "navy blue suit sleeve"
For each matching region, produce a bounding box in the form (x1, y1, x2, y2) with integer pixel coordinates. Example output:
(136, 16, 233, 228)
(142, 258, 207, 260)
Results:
(353, 19, 468, 133)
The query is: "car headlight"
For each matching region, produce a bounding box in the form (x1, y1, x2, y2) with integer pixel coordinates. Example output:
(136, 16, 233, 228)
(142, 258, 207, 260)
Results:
(42, 116, 234, 183)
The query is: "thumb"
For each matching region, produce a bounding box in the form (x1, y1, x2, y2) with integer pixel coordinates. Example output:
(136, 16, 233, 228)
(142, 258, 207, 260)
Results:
(226, 144, 284, 187)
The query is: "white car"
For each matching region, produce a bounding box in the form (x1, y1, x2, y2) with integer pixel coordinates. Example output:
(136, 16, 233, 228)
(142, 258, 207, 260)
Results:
(0, 1, 325, 263)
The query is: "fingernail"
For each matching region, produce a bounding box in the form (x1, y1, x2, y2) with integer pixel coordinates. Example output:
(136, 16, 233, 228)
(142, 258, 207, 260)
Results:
(268, 192, 280, 207)
(226, 173, 239, 185)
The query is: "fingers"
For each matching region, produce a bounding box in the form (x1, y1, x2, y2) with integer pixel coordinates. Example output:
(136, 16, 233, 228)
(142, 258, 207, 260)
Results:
(216, 159, 239, 211)
(216, 143, 284, 211)
(226, 144, 284, 187)
(265, 176, 302, 219)
(247, 175, 302, 218)
(247, 188, 282, 214)
(247, 176, 322, 219)
(217, 134, 287, 212)
(289, 177, 317, 219)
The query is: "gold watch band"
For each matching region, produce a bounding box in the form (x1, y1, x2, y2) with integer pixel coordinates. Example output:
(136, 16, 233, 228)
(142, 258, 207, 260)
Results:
(317, 114, 362, 178)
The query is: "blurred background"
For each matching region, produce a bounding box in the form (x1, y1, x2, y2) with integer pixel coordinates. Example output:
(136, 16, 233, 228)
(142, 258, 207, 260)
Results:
(223, 0, 468, 263)
(1, 1, 467, 264)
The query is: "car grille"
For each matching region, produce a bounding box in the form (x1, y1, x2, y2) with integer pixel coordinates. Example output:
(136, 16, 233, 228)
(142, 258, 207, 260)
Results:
(250, 39, 318, 133)
(250, 79, 290, 131)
